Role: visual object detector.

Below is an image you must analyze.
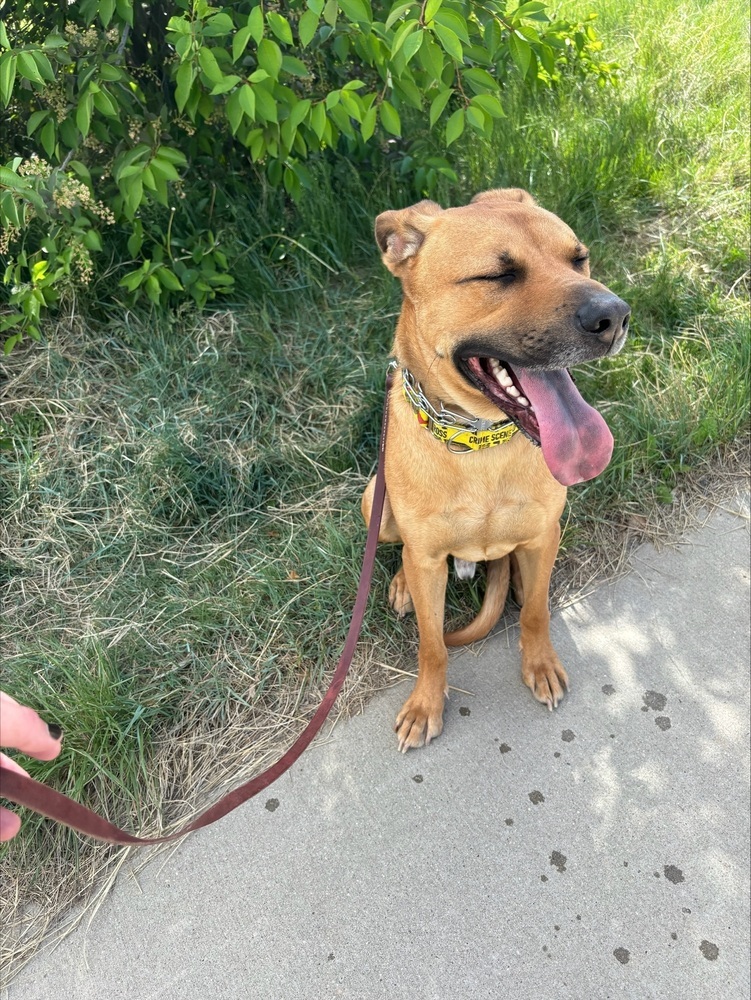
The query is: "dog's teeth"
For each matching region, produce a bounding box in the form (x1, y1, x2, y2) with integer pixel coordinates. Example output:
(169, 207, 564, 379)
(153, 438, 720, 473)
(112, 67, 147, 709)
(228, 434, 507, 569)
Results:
(495, 368, 513, 388)
(518, 395, 529, 407)
(507, 385, 520, 398)
(488, 358, 500, 371)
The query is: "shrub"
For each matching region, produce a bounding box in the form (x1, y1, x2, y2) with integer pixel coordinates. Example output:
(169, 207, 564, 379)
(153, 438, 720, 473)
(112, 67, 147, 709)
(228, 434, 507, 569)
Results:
(0, 1, 617, 348)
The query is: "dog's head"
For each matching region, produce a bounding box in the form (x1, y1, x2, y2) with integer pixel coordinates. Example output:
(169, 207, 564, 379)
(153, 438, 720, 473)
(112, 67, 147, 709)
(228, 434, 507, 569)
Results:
(375, 188, 630, 486)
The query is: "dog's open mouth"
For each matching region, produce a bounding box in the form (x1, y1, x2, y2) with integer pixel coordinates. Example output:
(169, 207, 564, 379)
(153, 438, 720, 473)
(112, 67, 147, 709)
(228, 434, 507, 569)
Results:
(457, 355, 614, 487)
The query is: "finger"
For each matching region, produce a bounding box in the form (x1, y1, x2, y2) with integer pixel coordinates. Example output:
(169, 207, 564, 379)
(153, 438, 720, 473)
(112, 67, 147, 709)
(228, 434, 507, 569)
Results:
(0, 807, 22, 842)
(0, 692, 63, 760)
(0, 751, 30, 777)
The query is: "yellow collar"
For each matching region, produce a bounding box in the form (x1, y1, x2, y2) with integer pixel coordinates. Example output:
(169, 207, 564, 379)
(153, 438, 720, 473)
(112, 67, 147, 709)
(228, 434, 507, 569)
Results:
(400, 365, 518, 454)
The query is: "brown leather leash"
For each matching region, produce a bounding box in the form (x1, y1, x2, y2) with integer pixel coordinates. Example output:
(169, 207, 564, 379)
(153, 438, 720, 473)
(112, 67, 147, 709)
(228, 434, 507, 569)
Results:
(0, 368, 395, 846)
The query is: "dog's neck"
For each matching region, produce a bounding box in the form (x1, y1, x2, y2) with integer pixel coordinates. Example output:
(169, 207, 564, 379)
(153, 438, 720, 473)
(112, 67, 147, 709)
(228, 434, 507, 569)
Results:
(397, 364, 518, 454)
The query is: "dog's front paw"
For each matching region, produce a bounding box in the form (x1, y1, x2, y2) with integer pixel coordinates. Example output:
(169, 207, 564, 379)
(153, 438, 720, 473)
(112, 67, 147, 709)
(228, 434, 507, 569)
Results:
(394, 690, 445, 752)
(522, 651, 569, 711)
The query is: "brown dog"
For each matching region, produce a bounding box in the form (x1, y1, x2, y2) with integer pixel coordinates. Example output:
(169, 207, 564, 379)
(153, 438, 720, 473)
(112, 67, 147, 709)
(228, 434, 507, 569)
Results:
(362, 188, 629, 752)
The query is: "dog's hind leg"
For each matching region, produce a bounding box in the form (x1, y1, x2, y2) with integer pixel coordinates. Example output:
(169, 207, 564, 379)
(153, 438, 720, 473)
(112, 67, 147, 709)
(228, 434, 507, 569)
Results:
(361, 475, 401, 542)
(388, 565, 414, 617)
(362, 475, 413, 615)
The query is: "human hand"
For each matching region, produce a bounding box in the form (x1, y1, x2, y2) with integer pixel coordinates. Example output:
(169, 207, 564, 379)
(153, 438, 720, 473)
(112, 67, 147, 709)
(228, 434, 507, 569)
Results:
(0, 692, 63, 841)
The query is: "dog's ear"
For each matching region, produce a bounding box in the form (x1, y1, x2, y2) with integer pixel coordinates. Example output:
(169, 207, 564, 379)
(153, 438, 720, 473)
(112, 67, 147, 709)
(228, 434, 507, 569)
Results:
(375, 200, 443, 273)
(471, 188, 537, 206)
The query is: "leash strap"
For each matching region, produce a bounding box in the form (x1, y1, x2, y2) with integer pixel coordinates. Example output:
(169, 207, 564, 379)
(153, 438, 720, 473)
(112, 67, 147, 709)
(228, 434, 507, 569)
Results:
(0, 369, 395, 846)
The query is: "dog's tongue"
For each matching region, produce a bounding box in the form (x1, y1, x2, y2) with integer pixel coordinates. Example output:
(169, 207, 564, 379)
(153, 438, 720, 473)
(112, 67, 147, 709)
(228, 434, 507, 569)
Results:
(515, 368, 613, 486)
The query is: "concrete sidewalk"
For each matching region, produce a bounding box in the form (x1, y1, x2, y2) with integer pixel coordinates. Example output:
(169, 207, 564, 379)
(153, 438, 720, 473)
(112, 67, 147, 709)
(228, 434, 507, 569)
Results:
(7, 498, 750, 1000)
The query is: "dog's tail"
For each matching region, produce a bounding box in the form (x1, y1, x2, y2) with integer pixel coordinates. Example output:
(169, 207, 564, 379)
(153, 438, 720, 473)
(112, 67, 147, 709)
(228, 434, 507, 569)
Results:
(444, 557, 510, 647)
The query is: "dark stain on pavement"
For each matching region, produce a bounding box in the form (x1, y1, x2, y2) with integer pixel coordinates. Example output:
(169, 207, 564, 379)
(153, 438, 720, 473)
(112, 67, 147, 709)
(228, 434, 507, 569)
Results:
(602, 684, 616, 695)
(664, 865, 684, 884)
(613, 947, 630, 965)
(550, 850, 567, 873)
(499, 743, 512, 754)
(700, 940, 719, 961)
(265, 798, 280, 812)
(505, 818, 514, 826)
(529, 790, 545, 805)
(412, 774, 424, 784)
(459, 706, 471, 716)
(643, 690, 668, 711)
(656, 716, 672, 731)
(561, 729, 575, 742)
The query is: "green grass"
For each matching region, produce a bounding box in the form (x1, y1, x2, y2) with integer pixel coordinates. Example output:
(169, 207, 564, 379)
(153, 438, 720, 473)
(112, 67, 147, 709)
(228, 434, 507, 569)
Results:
(1, 0, 748, 977)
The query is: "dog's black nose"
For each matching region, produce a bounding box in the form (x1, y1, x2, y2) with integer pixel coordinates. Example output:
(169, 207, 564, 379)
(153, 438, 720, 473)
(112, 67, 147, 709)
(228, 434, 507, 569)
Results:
(576, 293, 630, 346)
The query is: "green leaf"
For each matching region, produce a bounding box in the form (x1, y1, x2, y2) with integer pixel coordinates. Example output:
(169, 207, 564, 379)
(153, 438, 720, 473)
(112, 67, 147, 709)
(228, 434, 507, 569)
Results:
(267, 12, 293, 45)
(32, 50, 55, 82)
(360, 105, 376, 141)
(154, 146, 186, 166)
(247, 6, 264, 44)
(232, 25, 252, 62)
(204, 12, 234, 37)
(238, 83, 256, 119)
(17, 51, 44, 85)
(385, 2, 412, 31)
(508, 33, 532, 78)
(429, 86, 452, 127)
(466, 105, 485, 131)
(424, 0, 442, 22)
(40, 118, 56, 157)
(1, 189, 20, 226)
(253, 83, 278, 122)
(288, 97, 311, 128)
(93, 88, 118, 117)
(281, 55, 310, 77)
(150, 156, 180, 182)
(210, 74, 241, 95)
(338, 0, 371, 23)
(298, 9, 319, 47)
(471, 92, 504, 118)
(445, 106, 464, 145)
(322, 0, 338, 28)
(310, 102, 326, 140)
(391, 19, 418, 57)
(119, 268, 145, 291)
(175, 61, 195, 113)
(0, 165, 26, 191)
(516, 1, 548, 15)
(76, 93, 93, 137)
(225, 88, 243, 133)
(99, 0, 115, 27)
(156, 266, 183, 291)
(257, 38, 282, 79)
(432, 9, 469, 43)
(432, 23, 462, 62)
(402, 27, 423, 64)
(379, 99, 401, 136)
(462, 67, 497, 93)
(99, 63, 125, 82)
(27, 109, 50, 135)
(0, 20, 10, 49)
(83, 228, 102, 251)
(340, 89, 363, 121)
(0, 53, 16, 108)
(145, 274, 162, 304)
(198, 47, 223, 85)
(167, 15, 191, 35)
